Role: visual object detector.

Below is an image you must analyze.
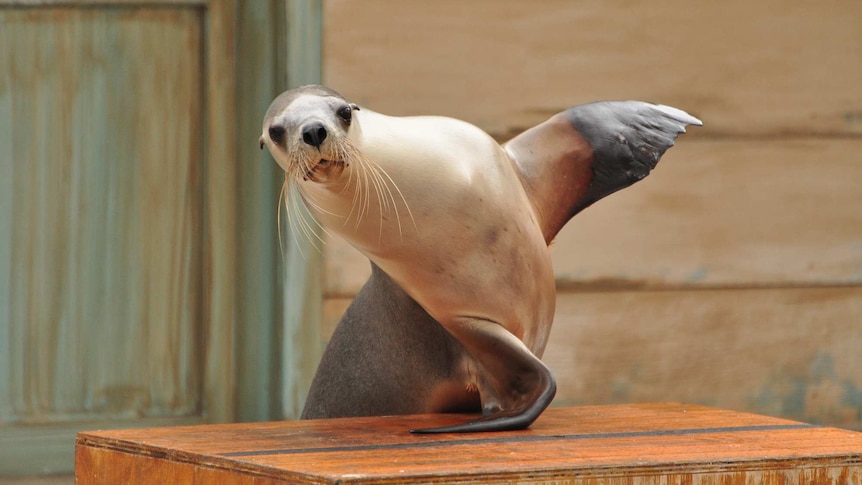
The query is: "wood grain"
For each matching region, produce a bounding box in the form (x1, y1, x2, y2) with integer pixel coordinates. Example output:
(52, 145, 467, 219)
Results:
(75, 403, 862, 484)
(550, 138, 862, 289)
(323, 138, 862, 296)
(323, 0, 862, 138)
(545, 287, 862, 431)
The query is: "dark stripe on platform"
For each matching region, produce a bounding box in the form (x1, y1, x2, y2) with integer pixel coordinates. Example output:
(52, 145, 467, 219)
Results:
(219, 423, 819, 458)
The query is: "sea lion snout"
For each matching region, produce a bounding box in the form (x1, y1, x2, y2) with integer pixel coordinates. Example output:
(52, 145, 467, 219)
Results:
(301, 121, 328, 148)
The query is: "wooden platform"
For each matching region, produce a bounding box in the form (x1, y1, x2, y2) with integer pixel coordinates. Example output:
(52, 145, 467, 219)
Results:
(75, 403, 862, 484)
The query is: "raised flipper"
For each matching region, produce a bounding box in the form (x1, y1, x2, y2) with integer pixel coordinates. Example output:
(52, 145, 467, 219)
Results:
(506, 101, 702, 243)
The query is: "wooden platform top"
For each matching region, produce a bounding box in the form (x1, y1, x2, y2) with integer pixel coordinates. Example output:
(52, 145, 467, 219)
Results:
(76, 403, 862, 484)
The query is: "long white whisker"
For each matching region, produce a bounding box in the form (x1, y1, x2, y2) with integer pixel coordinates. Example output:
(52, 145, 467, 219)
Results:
(292, 184, 325, 254)
(366, 162, 390, 243)
(345, 152, 363, 226)
(277, 176, 292, 261)
(365, 156, 415, 238)
(283, 177, 308, 260)
(298, 189, 336, 240)
(355, 154, 372, 229)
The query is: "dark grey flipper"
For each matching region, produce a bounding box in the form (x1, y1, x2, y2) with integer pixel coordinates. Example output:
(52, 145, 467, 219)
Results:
(568, 102, 702, 215)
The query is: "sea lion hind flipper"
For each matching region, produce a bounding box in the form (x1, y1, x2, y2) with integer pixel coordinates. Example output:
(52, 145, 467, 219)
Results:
(504, 100, 701, 244)
(410, 317, 556, 433)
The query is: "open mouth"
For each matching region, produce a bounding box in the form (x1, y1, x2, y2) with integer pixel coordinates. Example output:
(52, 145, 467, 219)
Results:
(305, 159, 346, 181)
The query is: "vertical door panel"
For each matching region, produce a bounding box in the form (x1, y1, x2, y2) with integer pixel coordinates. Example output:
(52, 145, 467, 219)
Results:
(0, 6, 203, 424)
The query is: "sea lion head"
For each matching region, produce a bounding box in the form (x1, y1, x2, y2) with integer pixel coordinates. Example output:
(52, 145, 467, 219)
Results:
(260, 85, 360, 183)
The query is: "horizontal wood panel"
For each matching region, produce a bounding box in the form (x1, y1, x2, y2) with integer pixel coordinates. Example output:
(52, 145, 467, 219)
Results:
(546, 286, 862, 430)
(550, 138, 862, 288)
(0, 7, 203, 422)
(323, 139, 862, 295)
(322, 286, 862, 430)
(324, 0, 862, 138)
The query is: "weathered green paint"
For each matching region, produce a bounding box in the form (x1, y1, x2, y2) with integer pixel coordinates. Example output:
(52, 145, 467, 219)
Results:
(751, 352, 862, 429)
(0, 5, 204, 421)
(234, 0, 287, 423)
(1, 0, 326, 475)
(0, 5, 206, 474)
(281, 0, 324, 420)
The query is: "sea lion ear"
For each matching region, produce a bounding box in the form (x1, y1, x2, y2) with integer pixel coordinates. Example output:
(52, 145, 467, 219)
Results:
(258, 135, 265, 150)
(350, 103, 360, 111)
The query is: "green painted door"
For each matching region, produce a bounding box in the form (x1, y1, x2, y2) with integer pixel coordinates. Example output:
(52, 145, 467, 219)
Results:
(0, 1, 322, 475)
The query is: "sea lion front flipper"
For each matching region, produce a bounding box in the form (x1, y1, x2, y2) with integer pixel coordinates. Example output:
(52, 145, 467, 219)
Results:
(505, 101, 702, 243)
(410, 317, 556, 433)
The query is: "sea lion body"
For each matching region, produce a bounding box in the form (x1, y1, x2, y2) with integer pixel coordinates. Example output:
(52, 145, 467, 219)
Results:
(261, 85, 702, 432)
(299, 110, 555, 356)
(263, 86, 557, 431)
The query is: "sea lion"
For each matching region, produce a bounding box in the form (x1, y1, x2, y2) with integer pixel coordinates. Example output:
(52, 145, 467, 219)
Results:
(260, 85, 701, 433)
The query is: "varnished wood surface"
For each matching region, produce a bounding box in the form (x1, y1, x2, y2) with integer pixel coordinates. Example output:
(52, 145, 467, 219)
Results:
(76, 403, 862, 484)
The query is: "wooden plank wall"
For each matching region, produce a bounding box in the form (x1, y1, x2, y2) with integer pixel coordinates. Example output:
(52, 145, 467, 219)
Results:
(320, 0, 862, 430)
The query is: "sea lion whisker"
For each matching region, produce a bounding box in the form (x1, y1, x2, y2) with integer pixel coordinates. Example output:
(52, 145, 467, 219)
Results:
(346, 155, 366, 228)
(340, 145, 365, 226)
(279, 178, 313, 259)
(286, 183, 313, 254)
(298, 180, 343, 220)
(291, 184, 326, 254)
(354, 153, 373, 230)
(280, 173, 323, 256)
(366, 160, 401, 241)
(366, 156, 417, 234)
(361, 157, 390, 243)
(281, 176, 325, 256)
(276, 176, 290, 259)
(293, 182, 332, 243)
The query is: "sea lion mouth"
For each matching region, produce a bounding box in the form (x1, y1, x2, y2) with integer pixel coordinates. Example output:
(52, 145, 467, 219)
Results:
(305, 158, 346, 181)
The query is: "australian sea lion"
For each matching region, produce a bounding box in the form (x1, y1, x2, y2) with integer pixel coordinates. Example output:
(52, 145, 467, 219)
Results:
(260, 85, 701, 433)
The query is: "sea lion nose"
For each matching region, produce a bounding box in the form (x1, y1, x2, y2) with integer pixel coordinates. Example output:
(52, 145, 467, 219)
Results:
(268, 124, 286, 145)
(302, 122, 328, 148)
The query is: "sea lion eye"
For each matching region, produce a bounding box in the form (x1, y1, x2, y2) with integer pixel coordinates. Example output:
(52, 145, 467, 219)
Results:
(336, 105, 353, 124)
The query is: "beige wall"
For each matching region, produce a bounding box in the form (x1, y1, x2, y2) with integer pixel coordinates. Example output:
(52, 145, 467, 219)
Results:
(320, 0, 862, 429)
